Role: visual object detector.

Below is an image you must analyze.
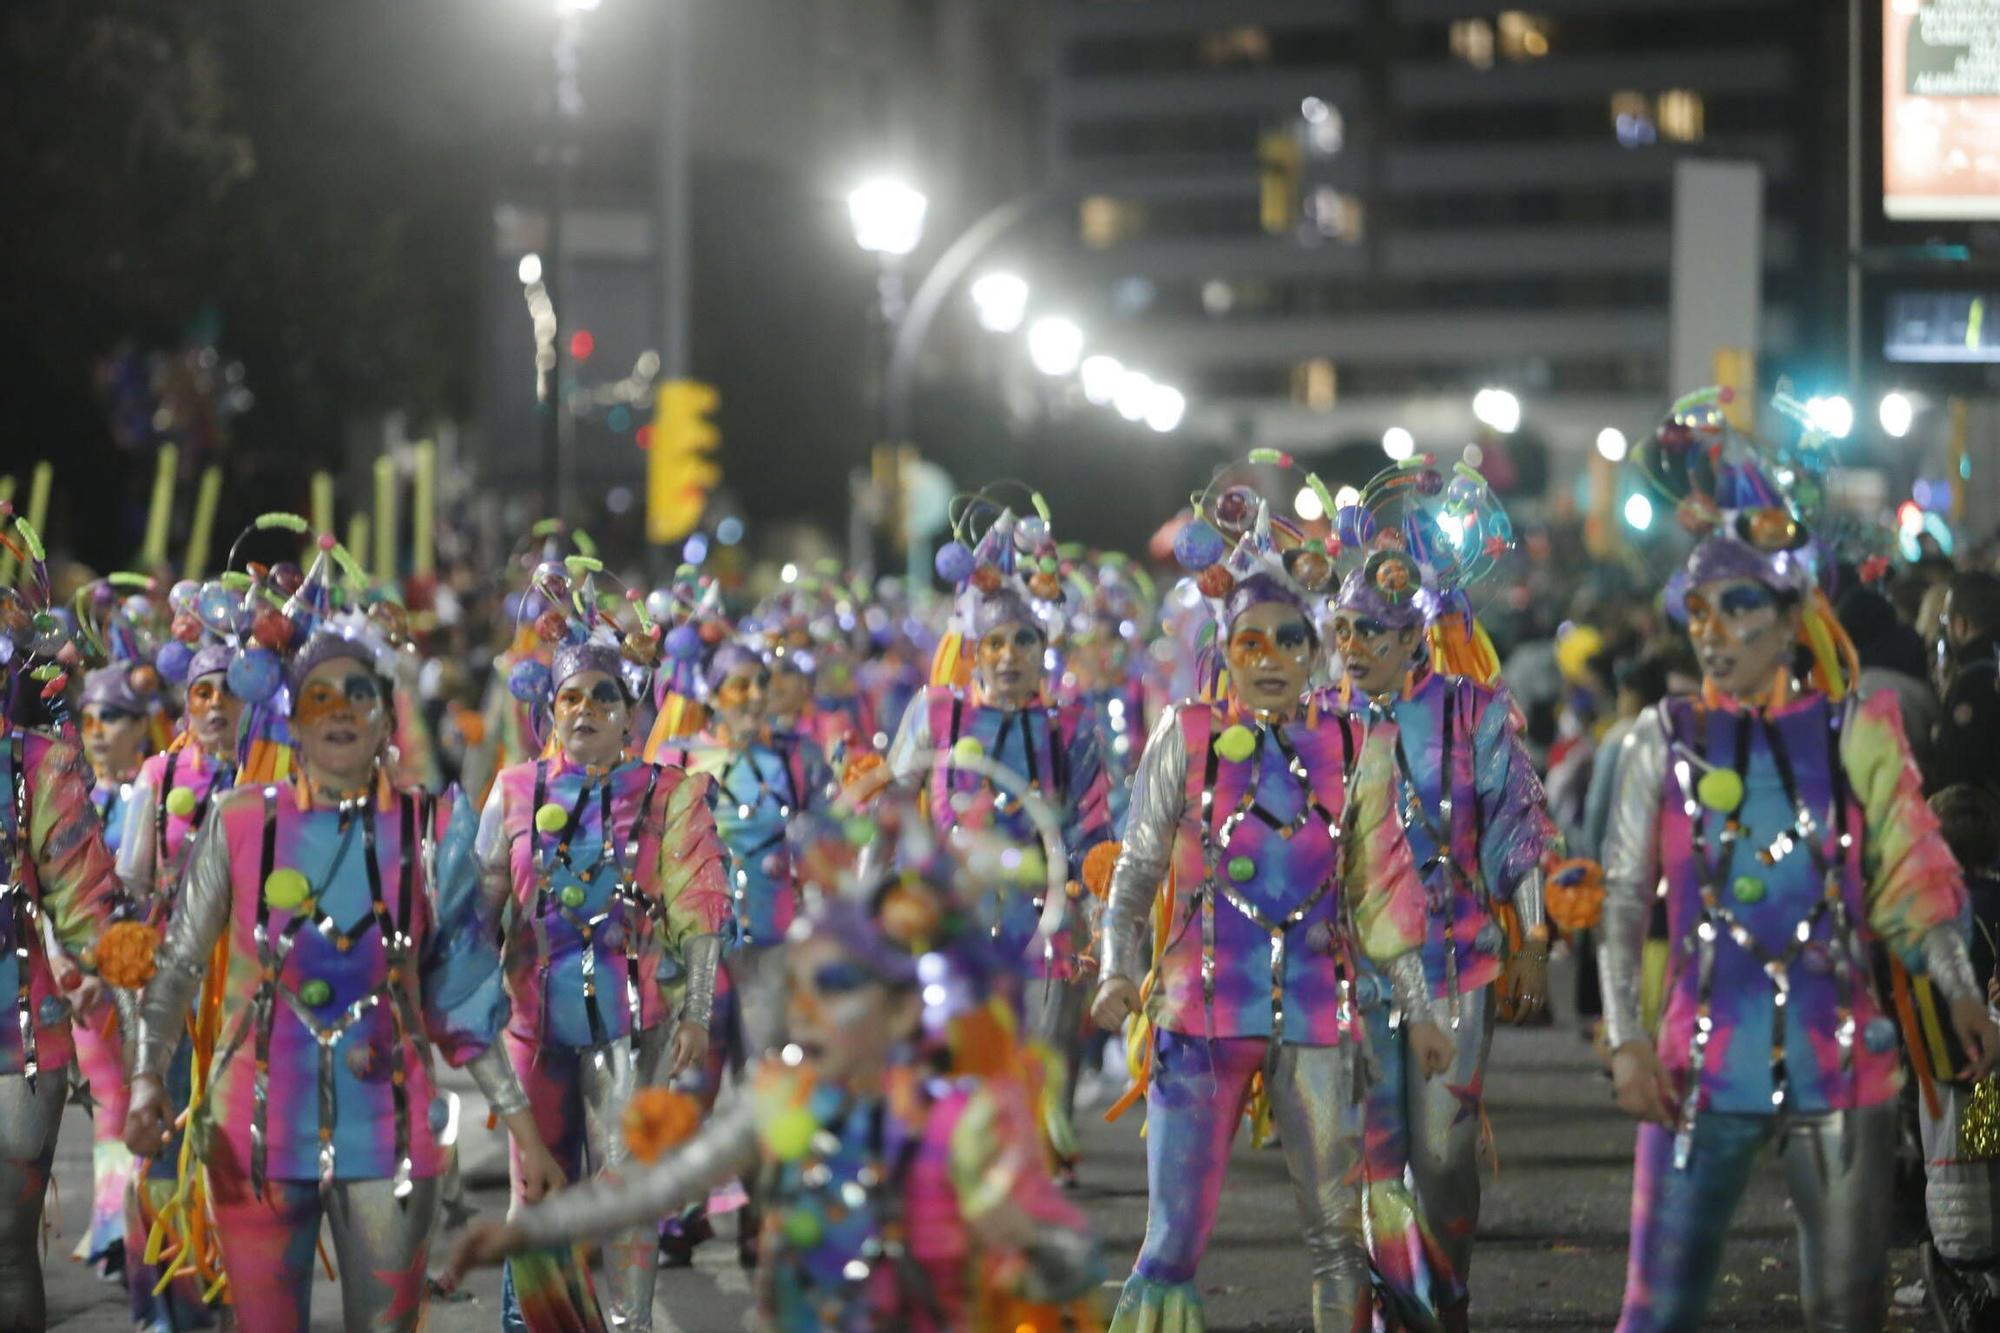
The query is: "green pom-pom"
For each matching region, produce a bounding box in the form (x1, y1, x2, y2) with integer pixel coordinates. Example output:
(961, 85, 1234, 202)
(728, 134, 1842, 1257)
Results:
(1731, 875, 1766, 904)
(559, 884, 587, 910)
(1695, 769, 1744, 814)
(1216, 725, 1257, 763)
(843, 818, 876, 848)
(951, 736, 986, 766)
(298, 978, 332, 1007)
(1226, 855, 1257, 882)
(165, 787, 198, 819)
(765, 1107, 817, 1162)
(534, 802, 569, 835)
(780, 1209, 824, 1249)
(264, 868, 311, 912)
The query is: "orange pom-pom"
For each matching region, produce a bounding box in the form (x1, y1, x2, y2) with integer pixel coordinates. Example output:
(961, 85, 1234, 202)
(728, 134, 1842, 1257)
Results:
(96, 920, 161, 990)
(622, 1088, 703, 1164)
(1081, 841, 1121, 900)
(840, 751, 885, 790)
(1545, 858, 1607, 933)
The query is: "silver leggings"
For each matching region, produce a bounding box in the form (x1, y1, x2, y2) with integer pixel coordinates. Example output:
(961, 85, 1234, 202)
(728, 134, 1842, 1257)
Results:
(1919, 1078, 2000, 1273)
(726, 942, 789, 1074)
(210, 1173, 440, 1333)
(1024, 970, 1088, 1127)
(1401, 985, 1496, 1288)
(0, 1073, 65, 1333)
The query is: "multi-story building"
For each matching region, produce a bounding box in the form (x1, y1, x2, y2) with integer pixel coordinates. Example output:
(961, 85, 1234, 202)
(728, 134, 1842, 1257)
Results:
(1044, 0, 1837, 476)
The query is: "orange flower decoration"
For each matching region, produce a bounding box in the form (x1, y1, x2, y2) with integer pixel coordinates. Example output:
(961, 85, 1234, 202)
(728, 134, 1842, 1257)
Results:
(622, 1088, 702, 1164)
(96, 920, 162, 990)
(878, 882, 942, 946)
(841, 751, 885, 790)
(1081, 841, 1121, 900)
(1545, 858, 1607, 933)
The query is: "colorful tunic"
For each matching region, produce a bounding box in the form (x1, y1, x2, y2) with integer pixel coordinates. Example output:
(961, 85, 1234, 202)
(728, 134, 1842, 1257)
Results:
(478, 756, 731, 1049)
(1112, 701, 1424, 1045)
(115, 744, 238, 925)
(0, 731, 118, 1079)
(1603, 690, 1966, 1129)
(517, 1060, 1102, 1332)
(1079, 679, 1147, 836)
(138, 785, 510, 1188)
(888, 687, 1110, 971)
(1341, 668, 1549, 1000)
(653, 733, 830, 948)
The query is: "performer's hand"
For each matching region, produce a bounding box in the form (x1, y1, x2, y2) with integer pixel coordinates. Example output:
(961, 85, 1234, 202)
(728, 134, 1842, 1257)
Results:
(1610, 1040, 1678, 1127)
(68, 973, 108, 1021)
(1500, 947, 1549, 1023)
(441, 1218, 527, 1287)
(499, 1109, 567, 1203)
(122, 1074, 173, 1157)
(1090, 976, 1140, 1031)
(668, 1019, 709, 1078)
(1406, 1020, 1455, 1078)
(1948, 994, 2000, 1080)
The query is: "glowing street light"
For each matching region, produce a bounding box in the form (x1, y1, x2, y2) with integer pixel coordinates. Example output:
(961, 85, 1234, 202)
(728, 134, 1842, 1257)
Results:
(1113, 370, 1155, 421)
(847, 179, 929, 257)
(970, 272, 1030, 333)
(1472, 387, 1522, 434)
(1624, 493, 1654, 530)
(1026, 317, 1085, 377)
(1879, 391, 1914, 439)
(1382, 426, 1415, 461)
(1596, 427, 1628, 462)
(1144, 384, 1187, 433)
(1295, 486, 1325, 521)
(1333, 484, 1362, 511)
(517, 252, 544, 286)
(1080, 355, 1124, 405)
(1805, 394, 1855, 440)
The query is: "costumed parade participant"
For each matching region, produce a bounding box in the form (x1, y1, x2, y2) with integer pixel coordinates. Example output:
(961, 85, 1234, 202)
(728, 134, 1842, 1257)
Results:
(1059, 552, 1156, 837)
(752, 572, 872, 763)
(647, 574, 835, 1267)
(461, 521, 584, 807)
(887, 489, 1111, 1179)
(476, 553, 731, 1331)
(122, 532, 562, 1333)
(1091, 456, 1452, 1333)
(445, 770, 1106, 1331)
(69, 581, 167, 1284)
(1326, 459, 1553, 1327)
(0, 511, 121, 1332)
(1596, 388, 1998, 1332)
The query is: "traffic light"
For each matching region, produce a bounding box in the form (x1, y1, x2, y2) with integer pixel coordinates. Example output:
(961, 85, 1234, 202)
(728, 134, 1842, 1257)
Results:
(648, 379, 721, 544)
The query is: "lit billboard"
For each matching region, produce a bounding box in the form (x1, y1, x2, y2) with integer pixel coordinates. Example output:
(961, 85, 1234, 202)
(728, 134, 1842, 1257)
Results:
(1883, 0, 2000, 221)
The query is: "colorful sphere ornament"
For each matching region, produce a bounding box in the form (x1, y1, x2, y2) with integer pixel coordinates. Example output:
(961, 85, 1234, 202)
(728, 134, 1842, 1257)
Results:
(1695, 768, 1744, 814)
(264, 868, 311, 912)
(165, 787, 198, 819)
(1215, 725, 1257, 763)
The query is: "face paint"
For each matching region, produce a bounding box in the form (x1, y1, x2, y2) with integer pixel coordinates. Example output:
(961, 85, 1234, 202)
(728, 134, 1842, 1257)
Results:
(1686, 577, 1795, 700)
(294, 672, 384, 727)
(80, 707, 140, 737)
(1226, 620, 1313, 670)
(975, 621, 1044, 707)
(712, 669, 769, 710)
(186, 678, 227, 717)
(554, 678, 625, 719)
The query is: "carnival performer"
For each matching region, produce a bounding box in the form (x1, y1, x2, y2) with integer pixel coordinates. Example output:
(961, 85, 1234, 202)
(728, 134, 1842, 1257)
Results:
(1092, 461, 1452, 1333)
(754, 575, 872, 763)
(1597, 389, 1999, 1332)
(888, 491, 1110, 1176)
(0, 511, 121, 1332)
(72, 651, 164, 1282)
(445, 783, 1106, 1331)
(475, 554, 730, 1332)
(1060, 552, 1155, 837)
(123, 539, 562, 1333)
(649, 594, 835, 1267)
(1326, 461, 1552, 1327)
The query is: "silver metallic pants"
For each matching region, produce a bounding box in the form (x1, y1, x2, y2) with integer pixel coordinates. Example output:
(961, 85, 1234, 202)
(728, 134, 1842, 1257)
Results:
(0, 1072, 65, 1333)
(726, 942, 789, 1074)
(1124, 1034, 1369, 1332)
(1024, 969, 1088, 1137)
(1919, 1079, 2000, 1275)
(504, 1024, 669, 1331)
(1619, 1103, 1896, 1333)
(209, 1173, 439, 1333)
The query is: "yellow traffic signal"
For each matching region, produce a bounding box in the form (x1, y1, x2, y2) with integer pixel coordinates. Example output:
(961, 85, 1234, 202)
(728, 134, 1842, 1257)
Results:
(648, 379, 721, 544)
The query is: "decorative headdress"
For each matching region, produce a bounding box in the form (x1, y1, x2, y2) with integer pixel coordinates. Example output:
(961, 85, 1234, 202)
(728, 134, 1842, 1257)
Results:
(929, 486, 1067, 688)
(503, 550, 662, 753)
(1632, 386, 1858, 699)
(1166, 450, 1339, 695)
(639, 564, 733, 756)
(1329, 454, 1515, 684)
(0, 506, 80, 733)
(72, 575, 171, 750)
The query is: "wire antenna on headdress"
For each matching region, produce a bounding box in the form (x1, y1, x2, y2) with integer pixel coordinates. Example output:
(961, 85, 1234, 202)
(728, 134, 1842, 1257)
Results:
(930, 482, 1065, 689)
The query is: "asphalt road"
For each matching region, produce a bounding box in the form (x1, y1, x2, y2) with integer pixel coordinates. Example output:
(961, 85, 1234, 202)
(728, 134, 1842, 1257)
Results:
(42, 958, 1939, 1330)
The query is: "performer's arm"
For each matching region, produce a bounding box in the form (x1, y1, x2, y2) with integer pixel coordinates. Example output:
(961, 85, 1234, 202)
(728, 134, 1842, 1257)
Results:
(1347, 720, 1435, 1025)
(29, 737, 119, 956)
(517, 1097, 760, 1247)
(649, 770, 730, 1036)
(131, 799, 237, 1080)
(1101, 707, 1187, 984)
(1597, 717, 1667, 1052)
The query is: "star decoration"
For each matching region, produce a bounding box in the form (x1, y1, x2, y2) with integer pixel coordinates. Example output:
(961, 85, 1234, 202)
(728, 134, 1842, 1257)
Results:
(1443, 1080, 1483, 1129)
(371, 1243, 430, 1325)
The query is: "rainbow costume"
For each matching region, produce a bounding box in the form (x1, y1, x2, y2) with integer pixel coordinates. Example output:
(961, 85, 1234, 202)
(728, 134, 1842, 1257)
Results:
(1101, 463, 1437, 1333)
(1598, 390, 1981, 1331)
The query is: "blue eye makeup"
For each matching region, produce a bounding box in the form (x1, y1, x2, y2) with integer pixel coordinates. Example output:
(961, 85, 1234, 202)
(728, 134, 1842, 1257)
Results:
(1716, 584, 1779, 617)
(1274, 622, 1311, 650)
(809, 960, 877, 995)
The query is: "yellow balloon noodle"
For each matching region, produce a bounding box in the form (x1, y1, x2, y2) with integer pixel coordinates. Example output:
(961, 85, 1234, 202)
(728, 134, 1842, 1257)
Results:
(141, 445, 179, 568)
(412, 440, 436, 578)
(181, 467, 222, 579)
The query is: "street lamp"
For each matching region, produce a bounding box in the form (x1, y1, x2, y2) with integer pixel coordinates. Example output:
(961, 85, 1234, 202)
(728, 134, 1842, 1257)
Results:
(1079, 355, 1124, 405)
(1027, 317, 1084, 377)
(848, 180, 929, 258)
(1112, 369, 1154, 422)
(1472, 387, 1522, 434)
(1596, 427, 1629, 462)
(1879, 391, 1914, 439)
(1144, 384, 1187, 433)
(970, 272, 1030, 333)
(1382, 426, 1415, 461)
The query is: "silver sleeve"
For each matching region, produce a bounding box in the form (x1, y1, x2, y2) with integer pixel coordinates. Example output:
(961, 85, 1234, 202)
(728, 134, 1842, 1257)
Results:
(885, 694, 932, 789)
(1920, 925, 1983, 1006)
(465, 1042, 530, 1118)
(677, 932, 725, 1029)
(1385, 951, 1437, 1027)
(1102, 708, 1187, 983)
(1512, 865, 1547, 938)
(132, 810, 234, 1081)
(473, 782, 517, 940)
(1597, 715, 1667, 1051)
(114, 773, 157, 902)
(515, 1096, 760, 1247)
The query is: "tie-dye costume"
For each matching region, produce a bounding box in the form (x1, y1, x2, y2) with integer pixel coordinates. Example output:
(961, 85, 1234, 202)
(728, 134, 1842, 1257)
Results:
(1599, 689, 1976, 1330)
(1339, 667, 1550, 1319)
(74, 772, 140, 1277)
(1080, 679, 1148, 836)
(515, 1059, 1102, 1331)
(476, 754, 731, 1332)
(0, 731, 120, 1329)
(1101, 700, 1436, 1331)
(108, 743, 237, 1329)
(132, 781, 527, 1333)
